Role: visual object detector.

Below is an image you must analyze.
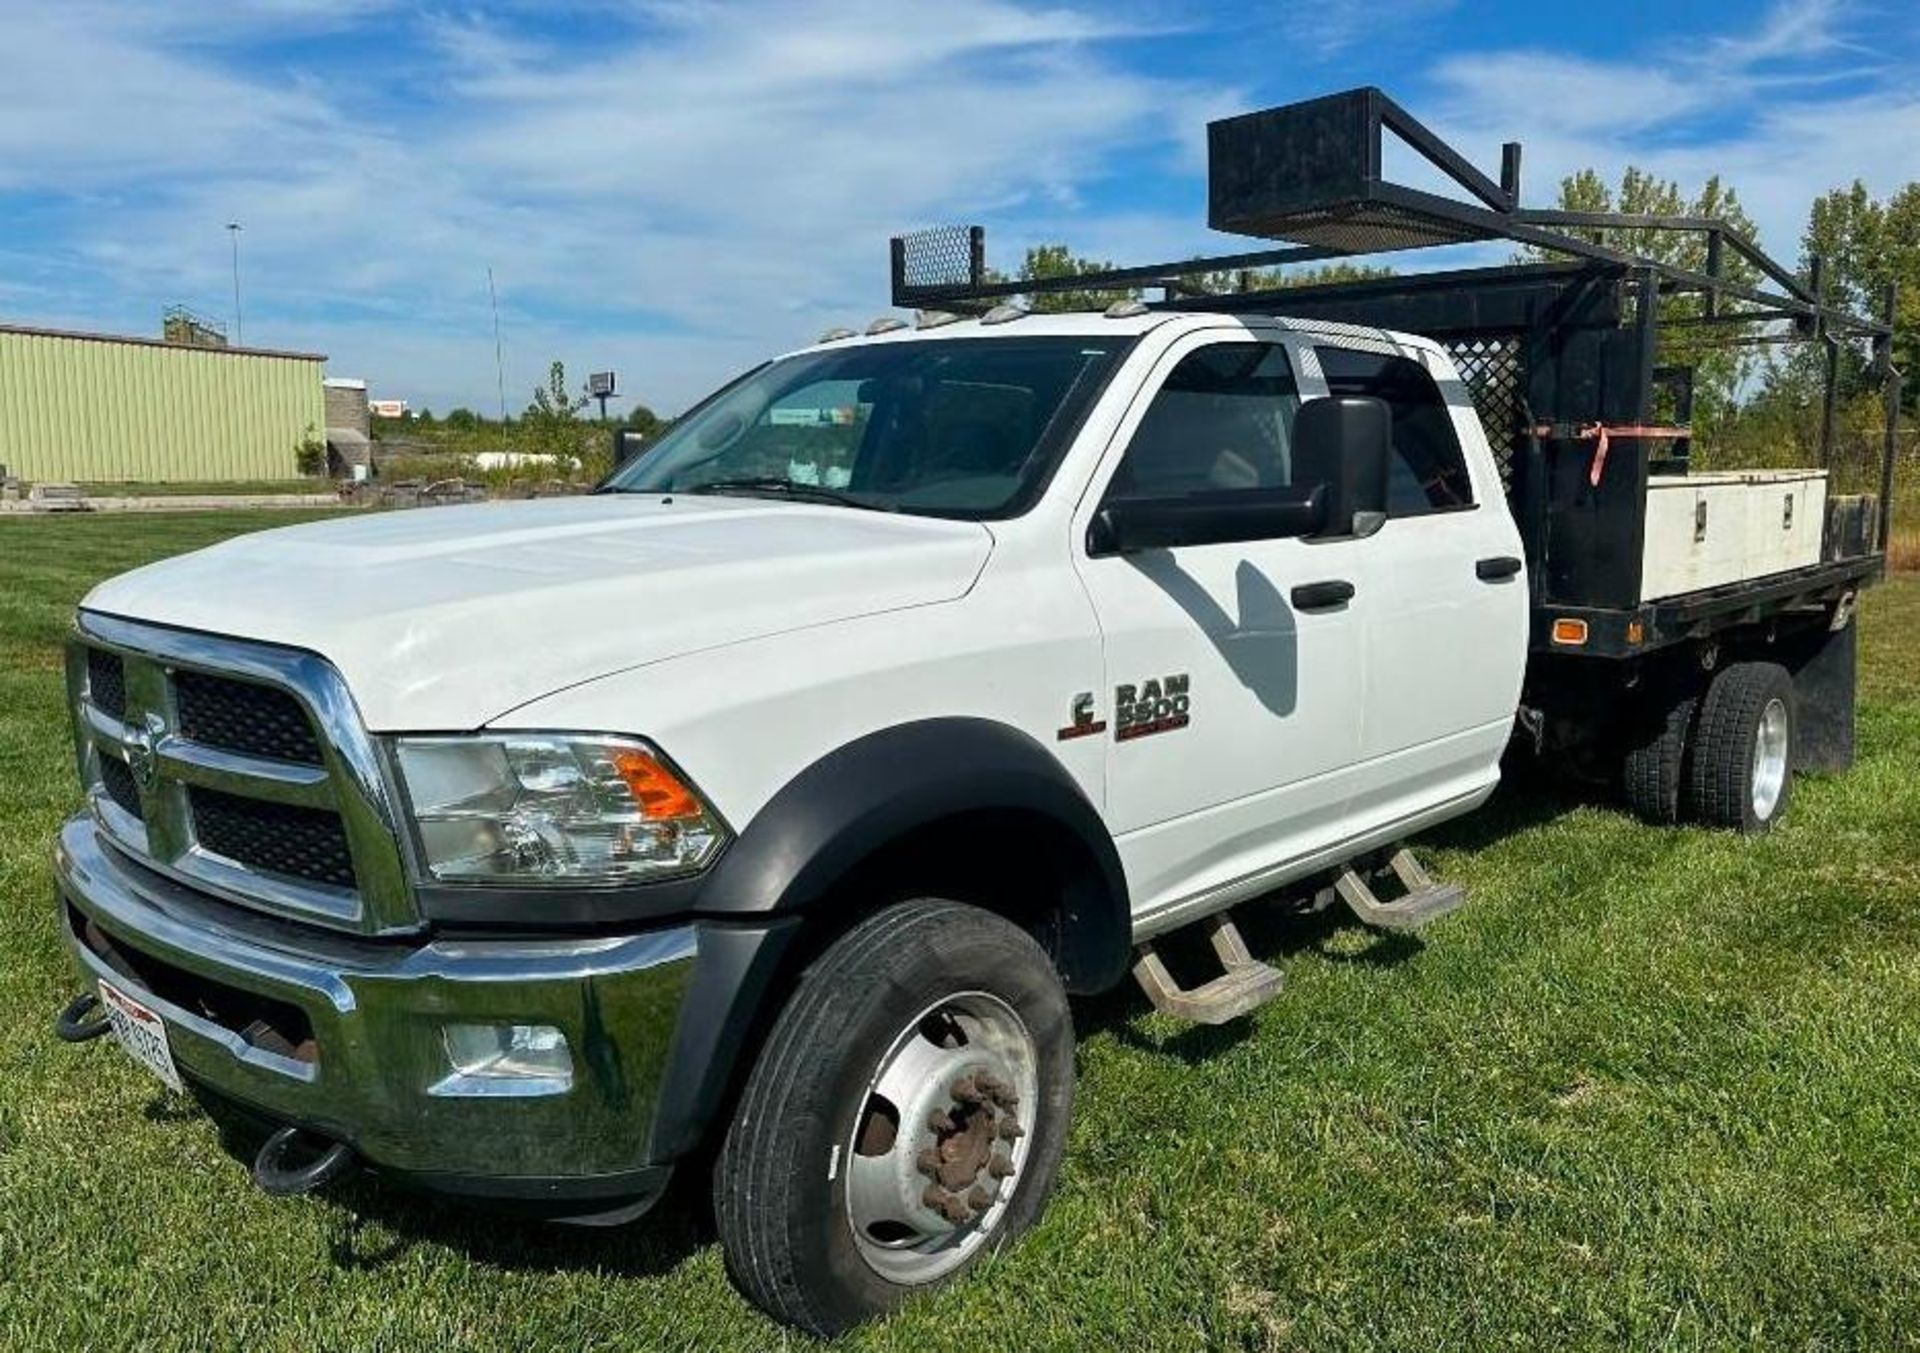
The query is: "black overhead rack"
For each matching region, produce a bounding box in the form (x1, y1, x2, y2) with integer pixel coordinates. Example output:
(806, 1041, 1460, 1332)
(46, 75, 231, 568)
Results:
(889, 87, 1903, 582)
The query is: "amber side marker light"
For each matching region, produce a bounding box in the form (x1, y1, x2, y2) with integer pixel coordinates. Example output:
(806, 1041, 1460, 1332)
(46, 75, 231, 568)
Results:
(610, 748, 704, 820)
(1625, 619, 1646, 646)
(1551, 618, 1590, 646)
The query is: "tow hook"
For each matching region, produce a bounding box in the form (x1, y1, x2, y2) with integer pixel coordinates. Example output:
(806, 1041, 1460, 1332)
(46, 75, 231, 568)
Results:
(54, 991, 112, 1042)
(252, 1125, 358, 1197)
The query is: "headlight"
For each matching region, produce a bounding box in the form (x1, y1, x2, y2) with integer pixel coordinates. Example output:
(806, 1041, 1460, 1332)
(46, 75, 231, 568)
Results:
(392, 734, 725, 884)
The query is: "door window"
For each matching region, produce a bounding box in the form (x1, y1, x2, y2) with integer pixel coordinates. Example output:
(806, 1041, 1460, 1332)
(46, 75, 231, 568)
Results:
(1107, 343, 1301, 499)
(1314, 346, 1474, 515)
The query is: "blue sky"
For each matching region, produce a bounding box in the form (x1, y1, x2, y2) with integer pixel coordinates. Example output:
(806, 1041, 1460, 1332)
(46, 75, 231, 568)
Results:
(2, 0, 1916, 415)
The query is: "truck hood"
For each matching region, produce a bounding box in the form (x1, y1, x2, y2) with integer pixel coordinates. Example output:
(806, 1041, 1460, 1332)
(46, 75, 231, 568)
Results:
(81, 495, 993, 729)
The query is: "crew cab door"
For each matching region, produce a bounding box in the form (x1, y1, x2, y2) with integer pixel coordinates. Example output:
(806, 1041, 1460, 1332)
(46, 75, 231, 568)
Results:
(1309, 340, 1528, 835)
(1072, 332, 1371, 918)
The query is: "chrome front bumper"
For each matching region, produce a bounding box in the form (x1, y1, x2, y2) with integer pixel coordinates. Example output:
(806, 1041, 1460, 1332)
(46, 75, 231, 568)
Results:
(53, 812, 697, 1208)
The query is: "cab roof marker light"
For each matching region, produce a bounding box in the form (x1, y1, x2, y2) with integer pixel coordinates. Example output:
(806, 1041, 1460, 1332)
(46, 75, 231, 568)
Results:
(915, 310, 962, 330)
(865, 316, 909, 335)
(981, 303, 1029, 325)
(818, 326, 857, 343)
(1104, 299, 1149, 318)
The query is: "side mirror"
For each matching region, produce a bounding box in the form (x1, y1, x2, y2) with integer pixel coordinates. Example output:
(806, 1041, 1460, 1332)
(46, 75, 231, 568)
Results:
(1291, 395, 1392, 537)
(1088, 484, 1327, 557)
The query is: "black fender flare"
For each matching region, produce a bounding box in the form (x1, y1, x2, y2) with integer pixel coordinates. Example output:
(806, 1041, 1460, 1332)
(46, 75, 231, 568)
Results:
(648, 718, 1130, 1160)
(699, 717, 1129, 958)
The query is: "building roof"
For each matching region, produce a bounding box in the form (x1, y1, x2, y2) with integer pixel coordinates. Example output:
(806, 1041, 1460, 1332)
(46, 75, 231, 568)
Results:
(0, 321, 325, 363)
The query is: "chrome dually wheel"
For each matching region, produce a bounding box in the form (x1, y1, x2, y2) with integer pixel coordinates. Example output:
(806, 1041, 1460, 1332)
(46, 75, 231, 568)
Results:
(1751, 695, 1790, 822)
(844, 992, 1038, 1283)
(1687, 661, 1795, 833)
(714, 899, 1075, 1337)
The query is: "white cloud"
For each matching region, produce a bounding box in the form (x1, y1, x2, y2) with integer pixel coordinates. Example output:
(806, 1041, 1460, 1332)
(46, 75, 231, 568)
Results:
(1, 0, 1913, 413)
(0, 0, 1230, 412)
(1424, 0, 1920, 264)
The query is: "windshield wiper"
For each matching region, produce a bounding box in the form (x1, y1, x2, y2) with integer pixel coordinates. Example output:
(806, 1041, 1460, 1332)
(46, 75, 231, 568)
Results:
(685, 477, 891, 511)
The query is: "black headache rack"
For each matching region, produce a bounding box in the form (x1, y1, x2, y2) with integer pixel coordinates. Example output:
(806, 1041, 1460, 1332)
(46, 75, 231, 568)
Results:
(891, 87, 1901, 659)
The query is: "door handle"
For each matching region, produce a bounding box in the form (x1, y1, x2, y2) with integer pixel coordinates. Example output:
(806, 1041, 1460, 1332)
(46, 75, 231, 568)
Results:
(1290, 579, 1355, 610)
(1476, 556, 1523, 581)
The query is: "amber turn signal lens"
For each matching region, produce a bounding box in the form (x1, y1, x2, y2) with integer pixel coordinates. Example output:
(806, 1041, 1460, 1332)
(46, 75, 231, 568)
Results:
(1551, 617, 1590, 646)
(609, 748, 703, 820)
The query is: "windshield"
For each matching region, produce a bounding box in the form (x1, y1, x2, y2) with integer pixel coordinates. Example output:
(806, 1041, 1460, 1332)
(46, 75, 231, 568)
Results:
(605, 336, 1133, 518)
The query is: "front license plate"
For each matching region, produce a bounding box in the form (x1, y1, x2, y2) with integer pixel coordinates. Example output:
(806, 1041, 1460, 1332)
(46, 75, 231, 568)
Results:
(99, 979, 184, 1093)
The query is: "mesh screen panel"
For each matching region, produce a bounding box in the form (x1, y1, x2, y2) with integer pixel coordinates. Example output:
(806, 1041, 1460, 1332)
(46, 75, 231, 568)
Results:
(1444, 337, 1524, 491)
(190, 787, 356, 890)
(898, 226, 978, 292)
(87, 648, 126, 720)
(175, 671, 324, 766)
(98, 755, 143, 821)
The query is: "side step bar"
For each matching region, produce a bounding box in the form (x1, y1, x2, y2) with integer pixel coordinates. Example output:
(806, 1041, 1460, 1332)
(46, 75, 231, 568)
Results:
(1132, 847, 1465, 1023)
(1333, 847, 1465, 932)
(1132, 913, 1284, 1025)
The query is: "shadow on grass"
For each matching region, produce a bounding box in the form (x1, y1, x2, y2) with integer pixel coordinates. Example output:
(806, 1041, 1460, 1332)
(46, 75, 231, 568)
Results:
(1417, 758, 1600, 854)
(1076, 885, 1433, 1065)
(188, 1088, 713, 1281)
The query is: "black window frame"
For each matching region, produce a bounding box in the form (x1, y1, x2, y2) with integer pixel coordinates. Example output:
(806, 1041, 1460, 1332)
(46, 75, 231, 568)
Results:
(1313, 343, 1477, 518)
(1099, 337, 1306, 507)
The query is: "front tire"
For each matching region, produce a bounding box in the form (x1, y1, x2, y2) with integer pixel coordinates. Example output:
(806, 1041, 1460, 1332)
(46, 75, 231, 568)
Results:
(713, 899, 1075, 1337)
(1686, 661, 1795, 833)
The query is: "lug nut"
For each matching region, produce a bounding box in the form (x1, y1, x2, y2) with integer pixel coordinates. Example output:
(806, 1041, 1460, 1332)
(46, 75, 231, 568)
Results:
(927, 1110, 954, 1133)
(987, 1154, 1015, 1180)
(915, 1147, 941, 1179)
(951, 1075, 983, 1105)
(967, 1185, 992, 1211)
(998, 1120, 1025, 1141)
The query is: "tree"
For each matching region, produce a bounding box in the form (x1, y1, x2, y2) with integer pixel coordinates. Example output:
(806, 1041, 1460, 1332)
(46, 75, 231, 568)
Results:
(520, 360, 600, 466)
(1522, 167, 1763, 423)
(1010, 245, 1393, 312)
(1016, 244, 1140, 313)
(620, 403, 663, 439)
(1186, 259, 1396, 295)
(1782, 179, 1919, 412)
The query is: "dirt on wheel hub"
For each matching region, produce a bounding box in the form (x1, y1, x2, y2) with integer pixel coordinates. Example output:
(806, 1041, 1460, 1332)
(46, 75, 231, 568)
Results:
(915, 1072, 1023, 1223)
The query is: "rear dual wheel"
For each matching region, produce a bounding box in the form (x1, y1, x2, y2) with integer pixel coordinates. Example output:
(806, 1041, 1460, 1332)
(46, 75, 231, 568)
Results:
(714, 899, 1074, 1337)
(1688, 661, 1795, 834)
(1621, 660, 1794, 834)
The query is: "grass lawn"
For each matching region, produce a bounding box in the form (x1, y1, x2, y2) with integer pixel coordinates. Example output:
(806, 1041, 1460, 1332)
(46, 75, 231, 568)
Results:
(2, 512, 1917, 1351)
(74, 479, 331, 498)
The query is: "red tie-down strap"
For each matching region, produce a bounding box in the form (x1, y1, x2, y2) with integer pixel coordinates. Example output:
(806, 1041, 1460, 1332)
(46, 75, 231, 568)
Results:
(1532, 423, 1692, 488)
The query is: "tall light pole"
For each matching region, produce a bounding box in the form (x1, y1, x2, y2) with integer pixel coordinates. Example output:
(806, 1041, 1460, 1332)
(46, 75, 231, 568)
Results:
(226, 222, 244, 346)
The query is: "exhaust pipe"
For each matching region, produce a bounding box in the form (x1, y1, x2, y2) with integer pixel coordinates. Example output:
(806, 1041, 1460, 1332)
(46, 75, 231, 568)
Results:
(252, 1125, 357, 1197)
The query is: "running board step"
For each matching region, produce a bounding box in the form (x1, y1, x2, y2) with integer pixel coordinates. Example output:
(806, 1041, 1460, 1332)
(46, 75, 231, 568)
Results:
(1131, 913, 1283, 1024)
(1333, 847, 1465, 932)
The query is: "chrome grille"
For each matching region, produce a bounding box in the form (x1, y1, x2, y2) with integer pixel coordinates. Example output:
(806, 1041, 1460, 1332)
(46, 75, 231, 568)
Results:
(66, 613, 417, 935)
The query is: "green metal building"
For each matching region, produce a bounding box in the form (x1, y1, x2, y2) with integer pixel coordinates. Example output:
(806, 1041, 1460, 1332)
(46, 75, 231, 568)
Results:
(0, 323, 326, 484)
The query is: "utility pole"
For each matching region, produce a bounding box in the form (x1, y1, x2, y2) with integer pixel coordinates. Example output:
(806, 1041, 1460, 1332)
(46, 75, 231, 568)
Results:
(488, 267, 507, 422)
(226, 222, 244, 345)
